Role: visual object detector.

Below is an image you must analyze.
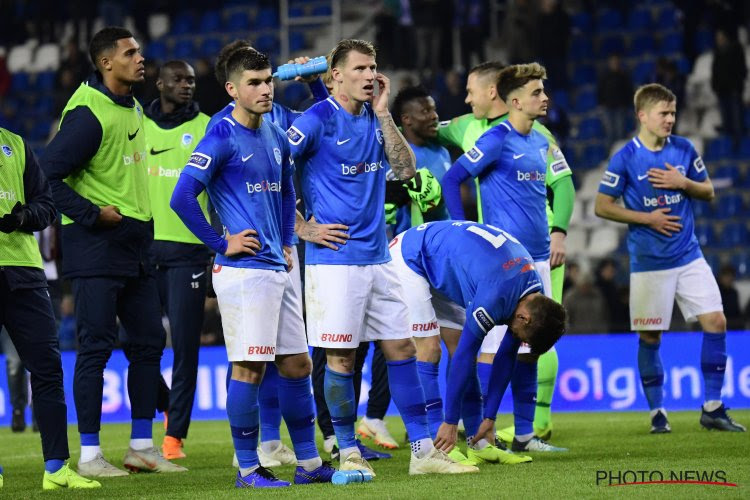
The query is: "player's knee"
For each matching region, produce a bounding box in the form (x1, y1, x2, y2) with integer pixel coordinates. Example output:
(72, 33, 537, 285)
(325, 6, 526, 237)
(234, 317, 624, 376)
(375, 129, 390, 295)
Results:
(276, 353, 312, 378)
(382, 337, 416, 361)
(638, 331, 662, 344)
(415, 336, 441, 363)
(701, 311, 726, 333)
(326, 348, 356, 374)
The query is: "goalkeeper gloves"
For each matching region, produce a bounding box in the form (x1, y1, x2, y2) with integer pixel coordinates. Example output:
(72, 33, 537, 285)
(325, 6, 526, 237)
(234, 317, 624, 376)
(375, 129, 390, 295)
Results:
(404, 168, 442, 213)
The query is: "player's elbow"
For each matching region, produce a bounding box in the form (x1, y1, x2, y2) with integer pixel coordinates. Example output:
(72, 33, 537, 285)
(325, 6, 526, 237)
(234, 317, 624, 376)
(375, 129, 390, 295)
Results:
(593, 196, 608, 218)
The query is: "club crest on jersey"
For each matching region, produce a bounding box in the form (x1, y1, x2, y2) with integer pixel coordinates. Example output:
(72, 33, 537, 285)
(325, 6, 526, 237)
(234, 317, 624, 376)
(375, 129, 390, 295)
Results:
(273, 147, 282, 165)
(539, 147, 548, 162)
(473, 307, 495, 334)
(1, 145, 12, 157)
(601, 170, 620, 187)
(187, 152, 211, 170)
(287, 126, 305, 145)
(465, 147, 484, 163)
(674, 164, 686, 175)
(135, 105, 142, 119)
(693, 156, 705, 172)
(181, 133, 193, 147)
(376, 128, 384, 145)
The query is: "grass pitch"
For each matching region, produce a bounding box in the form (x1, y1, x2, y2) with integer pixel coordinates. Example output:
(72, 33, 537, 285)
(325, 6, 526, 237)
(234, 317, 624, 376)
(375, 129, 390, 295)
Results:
(1, 410, 748, 499)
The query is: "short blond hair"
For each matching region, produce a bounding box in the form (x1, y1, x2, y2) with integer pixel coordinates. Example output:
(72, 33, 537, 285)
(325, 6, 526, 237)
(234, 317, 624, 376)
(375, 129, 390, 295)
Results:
(633, 83, 676, 113)
(497, 63, 547, 101)
(329, 39, 376, 69)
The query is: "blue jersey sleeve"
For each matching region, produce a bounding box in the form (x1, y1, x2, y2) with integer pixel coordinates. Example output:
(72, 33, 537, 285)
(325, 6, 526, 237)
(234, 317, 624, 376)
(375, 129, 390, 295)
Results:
(456, 129, 502, 178)
(598, 151, 627, 198)
(685, 143, 708, 183)
(182, 125, 232, 186)
(287, 110, 322, 162)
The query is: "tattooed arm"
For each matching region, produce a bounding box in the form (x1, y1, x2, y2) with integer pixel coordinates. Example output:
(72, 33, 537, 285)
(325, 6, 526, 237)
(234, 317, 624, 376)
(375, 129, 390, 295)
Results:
(372, 73, 416, 181)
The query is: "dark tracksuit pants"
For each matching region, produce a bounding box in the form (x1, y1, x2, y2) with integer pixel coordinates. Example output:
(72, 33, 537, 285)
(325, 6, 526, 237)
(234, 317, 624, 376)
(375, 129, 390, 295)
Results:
(312, 341, 391, 438)
(0, 269, 68, 460)
(156, 265, 206, 439)
(72, 270, 166, 434)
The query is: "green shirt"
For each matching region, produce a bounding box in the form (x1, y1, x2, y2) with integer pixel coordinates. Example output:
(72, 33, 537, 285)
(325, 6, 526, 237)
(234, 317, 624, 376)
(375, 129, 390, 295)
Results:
(144, 112, 210, 244)
(0, 128, 43, 268)
(60, 83, 150, 225)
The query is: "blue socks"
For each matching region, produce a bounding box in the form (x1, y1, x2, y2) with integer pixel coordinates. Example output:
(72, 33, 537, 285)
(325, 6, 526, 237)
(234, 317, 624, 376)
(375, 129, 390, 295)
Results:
(477, 361, 492, 411)
(387, 357, 430, 443)
(131, 419, 152, 439)
(80, 433, 99, 446)
(416, 361, 443, 439)
(638, 340, 664, 410)
(461, 368, 484, 439)
(324, 366, 358, 451)
(277, 375, 319, 461)
(227, 379, 260, 470)
(701, 332, 727, 402)
(45, 459, 64, 473)
(511, 360, 537, 438)
(259, 363, 282, 443)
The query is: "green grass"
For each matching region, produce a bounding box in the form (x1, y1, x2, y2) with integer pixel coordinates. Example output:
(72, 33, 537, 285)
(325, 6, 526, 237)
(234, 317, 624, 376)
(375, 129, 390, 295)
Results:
(1, 410, 748, 499)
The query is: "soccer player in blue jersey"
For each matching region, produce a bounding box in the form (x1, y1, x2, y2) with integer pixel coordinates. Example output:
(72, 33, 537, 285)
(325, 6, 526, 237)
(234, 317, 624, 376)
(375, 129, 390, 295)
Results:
(595, 83, 745, 434)
(170, 49, 336, 488)
(389, 221, 566, 456)
(442, 63, 568, 453)
(288, 38, 476, 476)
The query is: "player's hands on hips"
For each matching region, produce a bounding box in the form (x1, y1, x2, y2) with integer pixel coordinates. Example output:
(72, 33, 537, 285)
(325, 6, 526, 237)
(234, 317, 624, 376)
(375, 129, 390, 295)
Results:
(372, 73, 390, 115)
(283, 245, 293, 271)
(647, 208, 682, 237)
(297, 215, 349, 250)
(224, 229, 261, 256)
(434, 422, 458, 452)
(471, 418, 497, 446)
(549, 231, 566, 268)
(648, 162, 688, 191)
(96, 205, 122, 228)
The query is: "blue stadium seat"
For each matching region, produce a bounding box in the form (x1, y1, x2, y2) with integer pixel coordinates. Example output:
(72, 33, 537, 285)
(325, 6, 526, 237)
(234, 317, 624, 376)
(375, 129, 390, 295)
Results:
(11, 72, 30, 92)
(200, 37, 223, 58)
(730, 252, 750, 278)
(659, 32, 683, 56)
(254, 34, 279, 54)
(289, 6, 305, 17)
(598, 35, 625, 57)
(199, 10, 222, 32)
(738, 136, 750, 159)
(673, 55, 691, 74)
(691, 200, 713, 219)
(596, 9, 623, 33)
(694, 29, 713, 53)
(704, 136, 733, 162)
(570, 12, 592, 32)
(576, 117, 604, 140)
(632, 60, 656, 85)
(173, 39, 195, 59)
(719, 222, 749, 248)
(290, 31, 306, 52)
(171, 13, 195, 35)
(694, 223, 716, 247)
(551, 89, 570, 111)
(627, 8, 652, 32)
(569, 36, 595, 60)
(256, 7, 280, 29)
(713, 165, 740, 185)
(34, 95, 54, 116)
(36, 71, 56, 91)
(628, 35, 655, 57)
(715, 193, 746, 219)
(226, 11, 251, 31)
(312, 5, 333, 16)
(573, 88, 597, 113)
(703, 252, 721, 274)
(28, 120, 50, 141)
(655, 7, 678, 27)
(146, 40, 168, 61)
(571, 64, 596, 87)
(582, 143, 607, 169)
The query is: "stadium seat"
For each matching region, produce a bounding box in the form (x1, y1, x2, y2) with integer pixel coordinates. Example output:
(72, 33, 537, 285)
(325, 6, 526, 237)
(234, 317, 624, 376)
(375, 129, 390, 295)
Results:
(713, 165, 740, 186)
(598, 35, 625, 57)
(628, 35, 655, 57)
(290, 31, 306, 52)
(254, 34, 279, 55)
(719, 222, 749, 248)
(570, 12, 592, 33)
(569, 37, 594, 62)
(659, 32, 683, 57)
(704, 136, 733, 162)
(289, 6, 305, 18)
(146, 40, 168, 61)
(627, 8, 652, 32)
(148, 13, 170, 40)
(738, 136, 750, 160)
(34, 95, 54, 116)
(171, 12, 195, 35)
(673, 55, 691, 75)
(10, 72, 30, 92)
(312, 5, 333, 16)
(7, 45, 34, 73)
(173, 39, 195, 59)
(581, 143, 608, 169)
(703, 252, 721, 274)
(571, 64, 596, 87)
(200, 37, 223, 58)
(256, 7, 280, 29)
(730, 252, 750, 278)
(714, 193, 745, 219)
(551, 89, 570, 111)
(199, 10, 222, 32)
(32, 43, 60, 72)
(225, 11, 251, 31)
(576, 117, 605, 141)
(694, 29, 714, 53)
(655, 7, 679, 27)
(632, 60, 656, 84)
(28, 119, 50, 141)
(694, 222, 716, 247)
(573, 88, 597, 113)
(596, 9, 623, 33)
(35, 71, 56, 91)
(691, 200, 713, 219)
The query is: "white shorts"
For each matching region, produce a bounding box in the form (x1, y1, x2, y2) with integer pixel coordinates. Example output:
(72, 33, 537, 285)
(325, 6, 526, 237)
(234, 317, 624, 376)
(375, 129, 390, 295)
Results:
(481, 259, 552, 355)
(630, 257, 722, 330)
(212, 264, 308, 361)
(389, 234, 465, 338)
(305, 261, 411, 348)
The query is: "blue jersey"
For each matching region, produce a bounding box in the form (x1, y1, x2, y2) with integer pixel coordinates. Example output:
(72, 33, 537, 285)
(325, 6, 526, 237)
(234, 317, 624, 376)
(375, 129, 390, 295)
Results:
(400, 221, 543, 336)
(456, 121, 550, 261)
(598, 135, 707, 272)
(182, 115, 294, 271)
(288, 97, 389, 265)
(208, 101, 301, 133)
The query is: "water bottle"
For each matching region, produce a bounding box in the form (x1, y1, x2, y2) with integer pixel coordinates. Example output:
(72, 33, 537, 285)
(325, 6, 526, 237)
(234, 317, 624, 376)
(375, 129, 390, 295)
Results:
(331, 469, 374, 485)
(273, 56, 328, 81)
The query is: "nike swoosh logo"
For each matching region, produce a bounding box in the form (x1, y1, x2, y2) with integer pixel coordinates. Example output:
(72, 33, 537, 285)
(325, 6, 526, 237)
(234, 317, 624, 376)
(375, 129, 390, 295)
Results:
(637, 173, 649, 180)
(241, 431, 252, 436)
(336, 138, 351, 145)
(242, 154, 254, 162)
(150, 147, 173, 155)
(513, 153, 525, 159)
(192, 271, 205, 279)
(128, 128, 139, 141)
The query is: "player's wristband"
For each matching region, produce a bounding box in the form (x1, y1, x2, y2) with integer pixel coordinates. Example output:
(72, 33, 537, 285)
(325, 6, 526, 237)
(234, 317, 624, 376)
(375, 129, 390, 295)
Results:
(550, 226, 567, 235)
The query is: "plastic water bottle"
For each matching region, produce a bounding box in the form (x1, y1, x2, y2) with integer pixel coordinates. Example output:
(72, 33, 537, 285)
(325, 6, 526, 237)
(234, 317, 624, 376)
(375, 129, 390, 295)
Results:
(331, 469, 374, 485)
(273, 56, 328, 81)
